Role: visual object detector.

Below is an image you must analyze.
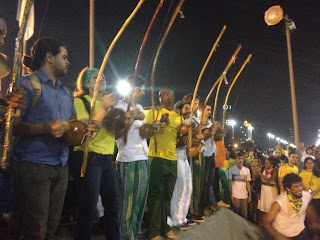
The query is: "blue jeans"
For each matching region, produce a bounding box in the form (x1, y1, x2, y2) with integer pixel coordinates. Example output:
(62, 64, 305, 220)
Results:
(69, 151, 120, 240)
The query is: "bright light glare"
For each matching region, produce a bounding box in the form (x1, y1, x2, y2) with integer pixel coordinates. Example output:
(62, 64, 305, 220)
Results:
(116, 80, 131, 96)
(290, 143, 296, 148)
(229, 120, 236, 127)
(276, 137, 280, 142)
(234, 144, 238, 148)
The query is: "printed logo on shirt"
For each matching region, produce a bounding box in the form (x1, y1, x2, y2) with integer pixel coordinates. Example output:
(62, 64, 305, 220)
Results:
(232, 174, 247, 182)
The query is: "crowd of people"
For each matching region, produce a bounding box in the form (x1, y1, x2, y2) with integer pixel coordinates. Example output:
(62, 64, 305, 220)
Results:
(1, 14, 320, 240)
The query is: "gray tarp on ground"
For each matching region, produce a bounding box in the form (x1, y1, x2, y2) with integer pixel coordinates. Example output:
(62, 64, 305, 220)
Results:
(179, 208, 272, 240)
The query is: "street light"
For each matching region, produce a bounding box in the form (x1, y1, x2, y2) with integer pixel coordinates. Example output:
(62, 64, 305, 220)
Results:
(248, 125, 253, 140)
(267, 133, 271, 146)
(228, 120, 236, 143)
(265, 5, 301, 171)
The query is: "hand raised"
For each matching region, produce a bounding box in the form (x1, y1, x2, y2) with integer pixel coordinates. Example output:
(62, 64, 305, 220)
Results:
(102, 93, 117, 109)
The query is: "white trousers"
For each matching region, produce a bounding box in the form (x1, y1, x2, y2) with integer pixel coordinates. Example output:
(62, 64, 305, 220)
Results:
(170, 157, 193, 226)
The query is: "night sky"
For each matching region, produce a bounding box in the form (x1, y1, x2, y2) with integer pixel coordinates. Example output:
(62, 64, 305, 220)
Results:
(1, 0, 320, 148)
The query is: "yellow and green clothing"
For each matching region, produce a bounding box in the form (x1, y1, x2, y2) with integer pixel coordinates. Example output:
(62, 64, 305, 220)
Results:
(145, 107, 182, 239)
(74, 95, 115, 154)
(278, 163, 298, 179)
(146, 107, 182, 160)
(299, 171, 320, 199)
(279, 163, 298, 193)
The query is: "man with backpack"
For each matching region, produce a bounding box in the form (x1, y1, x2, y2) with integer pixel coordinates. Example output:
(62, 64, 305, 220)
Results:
(12, 37, 77, 240)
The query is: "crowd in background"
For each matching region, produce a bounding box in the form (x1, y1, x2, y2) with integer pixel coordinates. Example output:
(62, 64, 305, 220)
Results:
(1, 14, 320, 240)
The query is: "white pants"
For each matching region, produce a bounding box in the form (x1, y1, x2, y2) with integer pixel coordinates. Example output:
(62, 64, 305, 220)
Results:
(170, 157, 193, 226)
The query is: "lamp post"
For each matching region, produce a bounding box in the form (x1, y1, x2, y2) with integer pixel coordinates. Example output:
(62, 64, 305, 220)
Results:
(248, 125, 253, 141)
(89, 0, 95, 68)
(229, 120, 236, 143)
(264, 5, 301, 171)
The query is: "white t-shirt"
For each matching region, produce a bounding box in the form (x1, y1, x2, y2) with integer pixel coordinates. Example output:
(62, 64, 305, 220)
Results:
(301, 152, 315, 163)
(272, 191, 312, 237)
(115, 100, 148, 162)
(228, 165, 251, 199)
(202, 120, 217, 157)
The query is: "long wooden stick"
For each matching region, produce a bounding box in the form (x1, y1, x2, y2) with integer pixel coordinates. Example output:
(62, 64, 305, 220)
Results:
(187, 26, 227, 149)
(89, 0, 95, 68)
(81, 0, 145, 177)
(128, 0, 164, 112)
(151, 0, 185, 121)
(221, 54, 252, 129)
(202, 45, 242, 122)
(132, 0, 163, 94)
(123, 0, 163, 144)
(212, 73, 225, 122)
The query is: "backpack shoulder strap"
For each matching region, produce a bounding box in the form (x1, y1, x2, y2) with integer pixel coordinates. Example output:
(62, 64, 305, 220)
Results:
(79, 96, 91, 114)
(26, 72, 41, 113)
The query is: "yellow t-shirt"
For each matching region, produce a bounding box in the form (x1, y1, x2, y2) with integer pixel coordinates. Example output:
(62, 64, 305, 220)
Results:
(278, 163, 298, 179)
(299, 170, 320, 199)
(146, 107, 182, 161)
(73, 95, 115, 155)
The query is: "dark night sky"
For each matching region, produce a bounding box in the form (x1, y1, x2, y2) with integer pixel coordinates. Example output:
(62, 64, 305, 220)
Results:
(1, 0, 320, 147)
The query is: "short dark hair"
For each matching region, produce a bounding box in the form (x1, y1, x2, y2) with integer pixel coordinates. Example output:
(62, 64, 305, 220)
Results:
(160, 88, 174, 97)
(183, 93, 200, 102)
(266, 156, 278, 168)
(306, 147, 313, 153)
(23, 37, 66, 71)
(283, 173, 301, 190)
(174, 100, 190, 111)
(236, 153, 244, 158)
(289, 152, 297, 157)
(199, 102, 210, 111)
(280, 155, 288, 163)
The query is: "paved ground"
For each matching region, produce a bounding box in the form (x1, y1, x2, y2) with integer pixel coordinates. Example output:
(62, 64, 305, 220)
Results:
(1, 208, 271, 239)
(56, 208, 271, 240)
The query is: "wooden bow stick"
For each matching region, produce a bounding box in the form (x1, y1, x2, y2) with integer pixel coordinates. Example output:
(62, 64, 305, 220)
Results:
(81, 0, 145, 177)
(202, 45, 242, 122)
(150, 0, 185, 153)
(123, 0, 164, 144)
(151, 0, 185, 121)
(187, 25, 227, 150)
(221, 54, 252, 130)
(129, 0, 164, 108)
